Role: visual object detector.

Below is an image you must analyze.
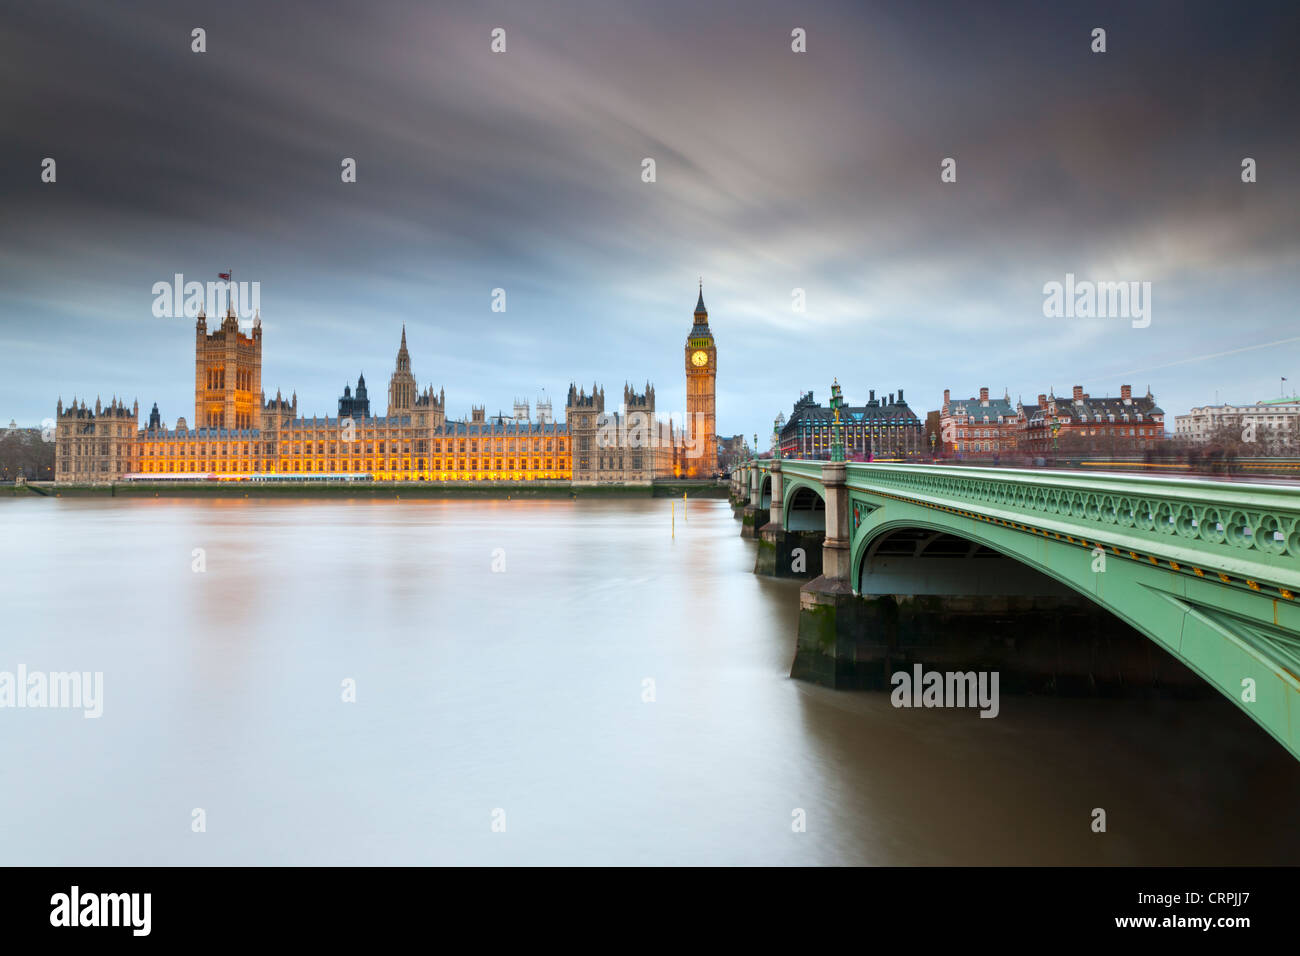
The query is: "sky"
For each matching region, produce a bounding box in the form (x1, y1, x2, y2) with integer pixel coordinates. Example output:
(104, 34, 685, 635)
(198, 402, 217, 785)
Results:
(1, 0, 1298, 442)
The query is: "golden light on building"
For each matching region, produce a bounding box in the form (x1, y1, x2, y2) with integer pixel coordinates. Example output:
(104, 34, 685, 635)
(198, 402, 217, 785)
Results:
(56, 287, 718, 484)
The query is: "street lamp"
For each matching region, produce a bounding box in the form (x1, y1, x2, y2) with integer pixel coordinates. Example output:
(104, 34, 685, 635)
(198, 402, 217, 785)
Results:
(829, 378, 846, 463)
(1051, 419, 1061, 456)
(929, 432, 936, 458)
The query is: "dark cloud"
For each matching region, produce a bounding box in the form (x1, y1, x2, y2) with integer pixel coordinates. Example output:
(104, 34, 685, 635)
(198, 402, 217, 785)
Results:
(1, 0, 1298, 435)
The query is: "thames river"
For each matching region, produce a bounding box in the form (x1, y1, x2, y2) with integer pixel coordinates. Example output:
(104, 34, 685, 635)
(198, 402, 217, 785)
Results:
(2, 495, 1298, 865)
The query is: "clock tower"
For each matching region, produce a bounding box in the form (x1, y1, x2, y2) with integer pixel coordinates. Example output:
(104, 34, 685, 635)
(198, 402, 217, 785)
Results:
(684, 280, 717, 477)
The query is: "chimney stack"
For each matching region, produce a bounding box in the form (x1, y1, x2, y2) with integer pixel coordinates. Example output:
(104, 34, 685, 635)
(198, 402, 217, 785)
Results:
(979, 387, 989, 402)
(1121, 384, 1132, 400)
(1037, 394, 1047, 406)
(1072, 385, 1084, 401)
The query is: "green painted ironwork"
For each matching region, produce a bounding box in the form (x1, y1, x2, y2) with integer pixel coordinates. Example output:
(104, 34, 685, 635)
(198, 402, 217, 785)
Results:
(829, 379, 845, 463)
(766, 458, 1300, 761)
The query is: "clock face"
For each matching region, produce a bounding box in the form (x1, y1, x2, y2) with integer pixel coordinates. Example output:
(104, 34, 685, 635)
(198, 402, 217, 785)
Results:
(691, 350, 709, 367)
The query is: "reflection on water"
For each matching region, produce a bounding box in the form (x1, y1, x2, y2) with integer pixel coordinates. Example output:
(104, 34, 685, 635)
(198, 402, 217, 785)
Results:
(1, 496, 1297, 865)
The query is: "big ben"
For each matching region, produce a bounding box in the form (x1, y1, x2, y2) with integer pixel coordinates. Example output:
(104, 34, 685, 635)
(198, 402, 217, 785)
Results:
(684, 280, 717, 477)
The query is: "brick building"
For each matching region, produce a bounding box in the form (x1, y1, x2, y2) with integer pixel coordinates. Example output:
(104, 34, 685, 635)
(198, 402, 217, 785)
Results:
(1020, 385, 1164, 454)
(940, 387, 1019, 457)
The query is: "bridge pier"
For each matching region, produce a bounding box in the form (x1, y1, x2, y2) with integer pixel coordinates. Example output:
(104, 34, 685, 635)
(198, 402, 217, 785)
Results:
(740, 466, 768, 538)
(792, 460, 862, 679)
(754, 461, 815, 578)
(730, 466, 749, 517)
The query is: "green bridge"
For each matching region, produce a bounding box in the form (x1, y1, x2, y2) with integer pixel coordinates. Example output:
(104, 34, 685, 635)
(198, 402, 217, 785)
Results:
(732, 458, 1300, 761)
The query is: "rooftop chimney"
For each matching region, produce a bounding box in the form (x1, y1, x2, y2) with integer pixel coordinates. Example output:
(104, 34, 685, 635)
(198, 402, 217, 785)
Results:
(1073, 385, 1084, 402)
(1121, 384, 1132, 402)
(1037, 393, 1047, 406)
(979, 387, 989, 403)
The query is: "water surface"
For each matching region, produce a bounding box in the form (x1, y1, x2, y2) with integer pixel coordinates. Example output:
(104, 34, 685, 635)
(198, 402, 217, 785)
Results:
(1, 496, 1297, 865)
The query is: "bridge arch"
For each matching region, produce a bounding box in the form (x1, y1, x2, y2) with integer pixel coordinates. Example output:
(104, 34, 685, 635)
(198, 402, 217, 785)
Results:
(759, 473, 772, 509)
(858, 522, 1075, 598)
(848, 503, 1300, 756)
(767, 458, 1300, 759)
(783, 480, 825, 532)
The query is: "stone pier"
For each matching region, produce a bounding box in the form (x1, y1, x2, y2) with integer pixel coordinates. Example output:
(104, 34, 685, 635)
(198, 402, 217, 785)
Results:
(739, 465, 767, 539)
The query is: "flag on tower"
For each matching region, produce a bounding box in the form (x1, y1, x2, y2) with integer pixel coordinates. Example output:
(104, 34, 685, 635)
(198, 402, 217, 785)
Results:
(218, 272, 231, 281)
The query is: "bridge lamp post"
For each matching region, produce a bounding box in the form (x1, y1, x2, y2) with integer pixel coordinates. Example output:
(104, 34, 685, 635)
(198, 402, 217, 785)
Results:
(1051, 419, 1061, 457)
(829, 378, 846, 463)
(929, 431, 936, 459)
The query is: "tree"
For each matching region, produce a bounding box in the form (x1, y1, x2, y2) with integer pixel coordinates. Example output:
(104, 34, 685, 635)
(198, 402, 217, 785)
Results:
(0, 427, 55, 480)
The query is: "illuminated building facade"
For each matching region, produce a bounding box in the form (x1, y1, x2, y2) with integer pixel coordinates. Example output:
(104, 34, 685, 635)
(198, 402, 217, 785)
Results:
(683, 284, 717, 477)
(778, 387, 924, 460)
(55, 287, 719, 484)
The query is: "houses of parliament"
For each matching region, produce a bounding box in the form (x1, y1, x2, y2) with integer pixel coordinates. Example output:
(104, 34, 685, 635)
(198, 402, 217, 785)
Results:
(53, 286, 719, 484)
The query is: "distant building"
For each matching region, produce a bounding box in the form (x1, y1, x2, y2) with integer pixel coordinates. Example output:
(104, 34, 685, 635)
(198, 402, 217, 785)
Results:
(55, 285, 719, 484)
(923, 410, 942, 456)
(1174, 397, 1300, 445)
(337, 374, 370, 421)
(54, 396, 139, 481)
(683, 283, 718, 476)
(565, 381, 678, 484)
(934, 384, 1165, 457)
(778, 387, 924, 460)
(941, 387, 1019, 457)
(717, 434, 747, 471)
(1020, 385, 1164, 454)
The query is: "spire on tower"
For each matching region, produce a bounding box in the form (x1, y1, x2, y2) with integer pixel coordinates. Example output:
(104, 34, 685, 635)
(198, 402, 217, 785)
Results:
(695, 279, 706, 315)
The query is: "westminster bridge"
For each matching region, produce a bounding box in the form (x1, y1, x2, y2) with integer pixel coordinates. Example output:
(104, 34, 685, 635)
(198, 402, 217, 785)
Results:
(731, 458, 1300, 762)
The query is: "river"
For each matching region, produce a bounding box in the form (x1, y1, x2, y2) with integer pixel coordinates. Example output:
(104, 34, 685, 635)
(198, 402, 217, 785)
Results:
(2, 496, 1297, 864)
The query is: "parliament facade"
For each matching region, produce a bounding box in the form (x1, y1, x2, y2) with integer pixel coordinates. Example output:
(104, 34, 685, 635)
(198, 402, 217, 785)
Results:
(54, 287, 719, 484)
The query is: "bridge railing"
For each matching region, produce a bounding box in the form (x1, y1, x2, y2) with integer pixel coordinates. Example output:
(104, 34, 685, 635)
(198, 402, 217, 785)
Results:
(762, 458, 1300, 592)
